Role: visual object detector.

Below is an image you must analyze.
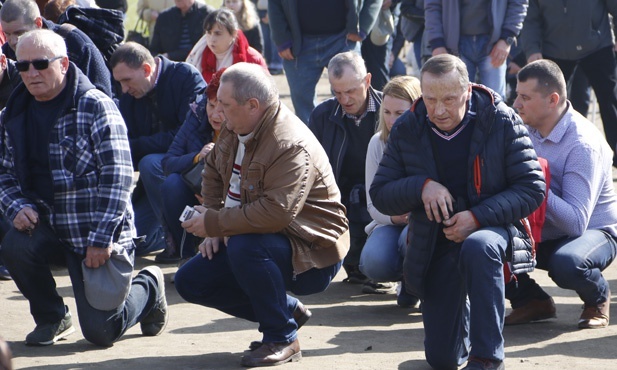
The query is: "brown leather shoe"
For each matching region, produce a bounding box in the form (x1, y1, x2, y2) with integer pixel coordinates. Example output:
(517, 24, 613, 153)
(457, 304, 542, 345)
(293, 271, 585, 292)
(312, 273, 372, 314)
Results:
(248, 302, 312, 351)
(579, 293, 610, 329)
(505, 297, 556, 325)
(241, 339, 301, 367)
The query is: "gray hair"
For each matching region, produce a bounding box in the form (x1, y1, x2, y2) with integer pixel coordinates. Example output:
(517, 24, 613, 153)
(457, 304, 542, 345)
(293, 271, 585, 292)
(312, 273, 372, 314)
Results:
(421, 54, 470, 92)
(0, 0, 41, 24)
(16, 29, 67, 59)
(220, 63, 278, 105)
(328, 51, 367, 81)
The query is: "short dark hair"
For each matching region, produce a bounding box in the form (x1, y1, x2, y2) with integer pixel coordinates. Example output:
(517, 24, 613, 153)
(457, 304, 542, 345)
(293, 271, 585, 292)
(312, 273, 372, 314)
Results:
(517, 59, 567, 99)
(110, 42, 155, 70)
(203, 8, 239, 36)
(421, 54, 470, 91)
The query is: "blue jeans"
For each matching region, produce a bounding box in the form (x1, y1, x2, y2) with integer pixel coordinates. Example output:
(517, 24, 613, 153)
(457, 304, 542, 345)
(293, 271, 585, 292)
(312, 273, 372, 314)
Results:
(508, 230, 617, 308)
(0, 222, 159, 347)
(175, 233, 341, 343)
(260, 17, 283, 70)
(458, 34, 507, 98)
(359, 225, 408, 282)
(283, 30, 359, 124)
(423, 226, 509, 369)
(134, 154, 166, 255)
(160, 173, 200, 258)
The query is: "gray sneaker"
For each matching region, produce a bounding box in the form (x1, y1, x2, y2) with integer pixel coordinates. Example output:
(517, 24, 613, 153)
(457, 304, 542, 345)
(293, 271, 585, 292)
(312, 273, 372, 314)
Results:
(26, 306, 75, 346)
(139, 266, 168, 336)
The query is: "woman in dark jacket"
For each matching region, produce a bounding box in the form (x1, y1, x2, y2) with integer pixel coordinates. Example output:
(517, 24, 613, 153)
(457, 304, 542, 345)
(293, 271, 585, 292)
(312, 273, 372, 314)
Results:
(154, 69, 225, 263)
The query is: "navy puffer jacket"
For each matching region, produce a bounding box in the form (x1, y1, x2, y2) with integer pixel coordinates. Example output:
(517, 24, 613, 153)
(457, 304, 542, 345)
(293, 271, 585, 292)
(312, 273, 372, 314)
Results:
(370, 85, 545, 299)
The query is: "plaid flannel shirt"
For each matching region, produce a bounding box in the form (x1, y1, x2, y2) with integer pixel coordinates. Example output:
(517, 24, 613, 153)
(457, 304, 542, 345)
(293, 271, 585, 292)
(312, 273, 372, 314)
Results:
(0, 64, 136, 255)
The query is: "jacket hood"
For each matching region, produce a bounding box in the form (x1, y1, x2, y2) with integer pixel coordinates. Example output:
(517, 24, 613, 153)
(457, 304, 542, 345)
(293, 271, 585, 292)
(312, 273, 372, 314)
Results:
(3, 62, 96, 122)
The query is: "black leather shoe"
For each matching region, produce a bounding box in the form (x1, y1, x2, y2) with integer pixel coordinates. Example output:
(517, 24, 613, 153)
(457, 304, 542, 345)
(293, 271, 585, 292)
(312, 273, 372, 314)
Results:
(241, 339, 301, 367)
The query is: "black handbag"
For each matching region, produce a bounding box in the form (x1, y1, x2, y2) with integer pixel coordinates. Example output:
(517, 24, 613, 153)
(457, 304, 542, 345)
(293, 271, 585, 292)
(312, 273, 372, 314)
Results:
(181, 161, 204, 195)
(126, 11, 150, 48)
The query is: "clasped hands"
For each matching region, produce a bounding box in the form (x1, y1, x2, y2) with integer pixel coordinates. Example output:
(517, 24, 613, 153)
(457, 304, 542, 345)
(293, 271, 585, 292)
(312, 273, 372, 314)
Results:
(421, 180, 477, 243)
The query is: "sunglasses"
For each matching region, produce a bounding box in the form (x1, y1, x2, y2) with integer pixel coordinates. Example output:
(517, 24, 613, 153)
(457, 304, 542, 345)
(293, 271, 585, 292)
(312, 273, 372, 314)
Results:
(15, 56, 63, 72)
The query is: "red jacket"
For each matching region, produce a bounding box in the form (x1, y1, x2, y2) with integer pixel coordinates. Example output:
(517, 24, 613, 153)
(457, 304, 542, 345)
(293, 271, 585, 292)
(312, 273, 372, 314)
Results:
(200, 30, 268, 83)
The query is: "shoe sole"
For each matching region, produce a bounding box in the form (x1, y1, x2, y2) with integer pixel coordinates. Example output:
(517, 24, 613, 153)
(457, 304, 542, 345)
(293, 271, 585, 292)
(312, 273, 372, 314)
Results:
(140, 266, 169, 336)
(241, 351, 302, 367)
(505, 312, 556, 326)
(26, 326, 75, 346)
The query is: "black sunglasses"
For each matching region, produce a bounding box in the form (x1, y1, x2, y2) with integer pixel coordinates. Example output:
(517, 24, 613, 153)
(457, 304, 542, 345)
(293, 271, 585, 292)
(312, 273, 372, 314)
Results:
(15, 56, 63, 72)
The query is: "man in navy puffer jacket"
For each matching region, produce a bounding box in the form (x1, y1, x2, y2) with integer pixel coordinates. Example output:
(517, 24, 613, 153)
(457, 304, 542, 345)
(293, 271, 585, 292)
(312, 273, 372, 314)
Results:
(370, 54, 545, 370)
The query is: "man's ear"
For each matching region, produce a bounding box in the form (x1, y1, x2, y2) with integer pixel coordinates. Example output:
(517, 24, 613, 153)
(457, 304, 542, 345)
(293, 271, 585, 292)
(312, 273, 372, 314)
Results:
(143, 62, 152, 77)
(548, 91, 561, 107)
(34, 17, 43, 29)
(60, 55, 69, 73)
(247, 97, 260, 112)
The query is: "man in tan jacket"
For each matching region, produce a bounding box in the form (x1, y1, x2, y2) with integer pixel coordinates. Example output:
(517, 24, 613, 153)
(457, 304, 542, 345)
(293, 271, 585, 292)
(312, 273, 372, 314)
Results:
(176, 63, 349, 367)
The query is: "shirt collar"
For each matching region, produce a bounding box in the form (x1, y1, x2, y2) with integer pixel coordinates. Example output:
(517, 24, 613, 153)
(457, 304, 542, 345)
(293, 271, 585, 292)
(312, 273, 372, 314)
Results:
(343, 89, 378, 126)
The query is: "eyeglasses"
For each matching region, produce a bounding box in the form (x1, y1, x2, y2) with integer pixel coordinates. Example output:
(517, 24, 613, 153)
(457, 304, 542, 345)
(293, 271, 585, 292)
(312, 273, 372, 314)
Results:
(15, 56, 63, 72)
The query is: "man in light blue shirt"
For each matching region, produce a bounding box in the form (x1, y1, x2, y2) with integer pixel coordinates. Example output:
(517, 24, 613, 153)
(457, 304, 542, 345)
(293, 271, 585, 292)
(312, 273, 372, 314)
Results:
(507, 59, 617, 329)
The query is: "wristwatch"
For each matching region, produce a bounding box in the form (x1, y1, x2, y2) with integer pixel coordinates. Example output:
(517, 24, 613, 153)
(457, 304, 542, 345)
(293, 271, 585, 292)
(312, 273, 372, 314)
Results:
(504, 36, 517, 46)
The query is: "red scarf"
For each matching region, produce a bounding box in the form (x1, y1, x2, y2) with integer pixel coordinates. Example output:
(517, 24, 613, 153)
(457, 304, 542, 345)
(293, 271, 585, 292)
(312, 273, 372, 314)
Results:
(201, 29, 250, 83)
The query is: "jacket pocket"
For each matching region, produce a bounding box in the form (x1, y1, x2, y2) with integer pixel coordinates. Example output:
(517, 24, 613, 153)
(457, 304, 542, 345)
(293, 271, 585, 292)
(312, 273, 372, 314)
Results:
(59, 135, 96, 176)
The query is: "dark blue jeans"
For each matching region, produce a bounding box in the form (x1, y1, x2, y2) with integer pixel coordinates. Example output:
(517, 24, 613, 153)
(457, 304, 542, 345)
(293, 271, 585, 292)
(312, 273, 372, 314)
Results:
(507, 230, 617, 308)
(0, 222, 159, 347)
(160, 173, 200, 258)
(174, 233, 341, 343)
(423, 227, 510, 369)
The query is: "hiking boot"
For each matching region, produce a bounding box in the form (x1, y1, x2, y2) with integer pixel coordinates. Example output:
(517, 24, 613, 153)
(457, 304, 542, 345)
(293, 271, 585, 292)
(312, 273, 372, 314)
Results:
(26, 306, 75, 346)
(462, 356, 505, 370)
(396, 281, 420, 309)
(139, 266, 168, 336)
(362, 280, 397, 294)
(505, 297, 556, 325)
(579, 292, 610, 329)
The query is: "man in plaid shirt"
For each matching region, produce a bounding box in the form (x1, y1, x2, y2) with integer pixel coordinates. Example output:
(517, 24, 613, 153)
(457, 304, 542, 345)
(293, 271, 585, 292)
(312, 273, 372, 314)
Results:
(0, 30, 167, 347)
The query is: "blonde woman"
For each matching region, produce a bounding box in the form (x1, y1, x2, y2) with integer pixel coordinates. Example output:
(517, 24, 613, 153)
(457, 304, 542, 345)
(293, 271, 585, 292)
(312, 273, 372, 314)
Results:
(222, 0, 263, 53)
(359, 76, 422, 307)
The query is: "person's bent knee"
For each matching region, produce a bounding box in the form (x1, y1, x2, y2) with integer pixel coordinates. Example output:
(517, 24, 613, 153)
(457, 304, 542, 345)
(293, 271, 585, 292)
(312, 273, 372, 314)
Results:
(1, 229, 30, 261)
(81, 321, 118, 347)
(547, 252, 579, 288)
(460, 228, 504, 266)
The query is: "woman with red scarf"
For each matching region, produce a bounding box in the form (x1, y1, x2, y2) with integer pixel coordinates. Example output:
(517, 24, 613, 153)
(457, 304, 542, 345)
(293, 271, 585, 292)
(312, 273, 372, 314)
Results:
(186, 8, 268, 83)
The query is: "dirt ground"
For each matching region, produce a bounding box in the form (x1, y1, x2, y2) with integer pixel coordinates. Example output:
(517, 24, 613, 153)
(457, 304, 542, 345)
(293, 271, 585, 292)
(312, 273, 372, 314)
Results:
(2, 73, 617, 370)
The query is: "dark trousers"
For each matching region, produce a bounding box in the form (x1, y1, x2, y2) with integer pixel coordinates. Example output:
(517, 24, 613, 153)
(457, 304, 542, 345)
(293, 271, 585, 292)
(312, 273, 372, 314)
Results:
(362, 36, 390, 91)
(174, 233, 341, 343)
(549, 46, 617, 159)
(0, 222, 159, 346)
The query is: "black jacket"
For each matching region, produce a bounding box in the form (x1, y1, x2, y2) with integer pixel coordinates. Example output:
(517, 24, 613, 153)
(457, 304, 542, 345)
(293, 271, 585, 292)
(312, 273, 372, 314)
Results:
(149, 2, 214, 61)
(370, 85, 546, 298)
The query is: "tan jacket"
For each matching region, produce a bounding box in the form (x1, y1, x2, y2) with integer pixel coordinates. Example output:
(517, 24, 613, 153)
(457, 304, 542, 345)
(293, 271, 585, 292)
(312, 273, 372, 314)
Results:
(202, 102, 350, 274)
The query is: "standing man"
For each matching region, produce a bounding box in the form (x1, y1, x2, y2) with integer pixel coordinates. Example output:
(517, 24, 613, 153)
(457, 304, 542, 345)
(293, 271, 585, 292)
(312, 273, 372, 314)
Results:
(0, 30, 167, 347)
(506, 60, 617, 328)
(370, 54, 545, 369)
(149, 0, 214, 62)
(309, 51, 388, 292)
(0, 0, 113, 97)
(268, 0, 382, 124)
(425, 0, 528, 99)
(520, 0, 617, 166)
(110, 42, 205, 260)
(175, 63, 349, 367)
